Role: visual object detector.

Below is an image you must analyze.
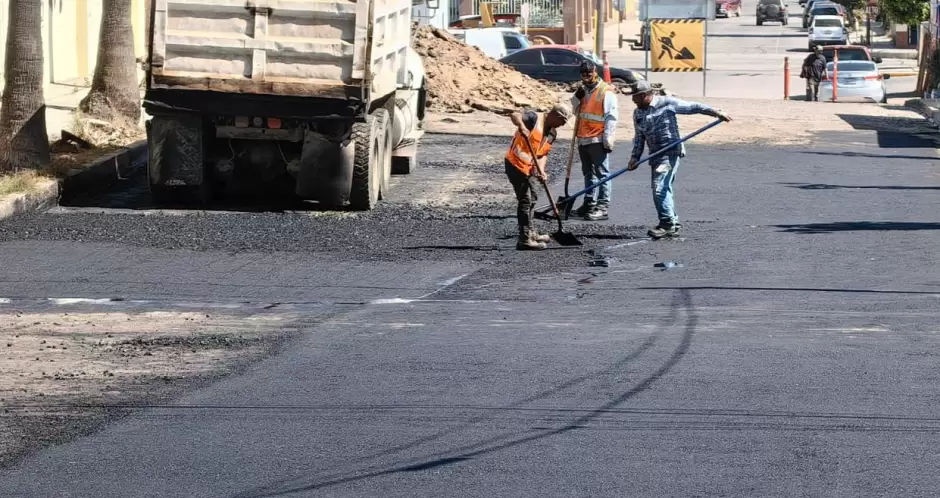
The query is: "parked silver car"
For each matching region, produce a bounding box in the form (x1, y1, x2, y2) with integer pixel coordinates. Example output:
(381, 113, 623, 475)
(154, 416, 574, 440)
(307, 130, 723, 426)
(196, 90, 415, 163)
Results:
(818, 60, 890, 103)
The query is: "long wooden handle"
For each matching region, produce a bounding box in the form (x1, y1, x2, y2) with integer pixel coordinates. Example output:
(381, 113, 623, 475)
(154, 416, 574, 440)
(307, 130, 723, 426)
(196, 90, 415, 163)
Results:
(564, 116, 579, 185)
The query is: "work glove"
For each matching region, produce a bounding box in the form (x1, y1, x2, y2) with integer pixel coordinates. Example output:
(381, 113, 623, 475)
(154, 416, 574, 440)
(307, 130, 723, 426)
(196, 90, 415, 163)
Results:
(603, 139, 614, 153)
(575, 87, 586, 100)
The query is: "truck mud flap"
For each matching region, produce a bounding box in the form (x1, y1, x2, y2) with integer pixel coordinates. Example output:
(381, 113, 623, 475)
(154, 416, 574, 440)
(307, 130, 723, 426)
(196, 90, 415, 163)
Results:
(295, 131, 354, 206)
(148, 115, 205, 187)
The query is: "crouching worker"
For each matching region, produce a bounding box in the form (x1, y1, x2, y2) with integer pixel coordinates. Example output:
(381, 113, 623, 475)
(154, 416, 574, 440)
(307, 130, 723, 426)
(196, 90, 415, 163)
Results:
(505, 103, 573, 250)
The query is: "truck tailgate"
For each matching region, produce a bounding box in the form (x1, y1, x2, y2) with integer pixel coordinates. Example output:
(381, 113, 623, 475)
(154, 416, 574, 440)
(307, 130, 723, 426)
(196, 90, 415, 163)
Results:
(148, 0, 412, 102)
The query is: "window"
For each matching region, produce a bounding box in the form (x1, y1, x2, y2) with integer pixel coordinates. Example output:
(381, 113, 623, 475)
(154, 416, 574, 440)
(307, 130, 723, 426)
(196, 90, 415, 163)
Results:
(813, 7, 840, 16)
(814, 18, 842, 27)
(822, 48, 868, 61)
(503, 33, 524, 50)
(542, 49, 582, 65)
(827, 61, 875, 72)
(504, 50, 542, 65)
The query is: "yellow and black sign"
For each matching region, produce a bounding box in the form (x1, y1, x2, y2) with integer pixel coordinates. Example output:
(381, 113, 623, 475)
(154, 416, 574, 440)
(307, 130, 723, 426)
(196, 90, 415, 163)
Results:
(650, 19, 705, 72)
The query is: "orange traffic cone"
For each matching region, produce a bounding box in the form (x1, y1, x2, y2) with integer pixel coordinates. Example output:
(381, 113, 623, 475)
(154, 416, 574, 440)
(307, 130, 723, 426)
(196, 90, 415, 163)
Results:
(602, 51, 612, 83)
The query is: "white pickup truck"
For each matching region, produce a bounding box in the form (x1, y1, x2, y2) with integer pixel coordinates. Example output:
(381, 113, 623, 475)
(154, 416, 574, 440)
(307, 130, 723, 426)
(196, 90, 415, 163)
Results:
(143, 0, 428, 209)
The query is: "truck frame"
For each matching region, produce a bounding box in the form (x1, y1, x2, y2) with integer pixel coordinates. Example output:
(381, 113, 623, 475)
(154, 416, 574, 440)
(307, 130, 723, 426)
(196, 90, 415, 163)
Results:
(143, 0, 427, 210)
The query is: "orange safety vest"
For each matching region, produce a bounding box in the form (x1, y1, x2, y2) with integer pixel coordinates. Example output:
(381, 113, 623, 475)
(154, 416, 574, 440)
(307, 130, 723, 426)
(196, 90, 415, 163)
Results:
(505, 114, 553, 175)
(576, 81, 611, 139)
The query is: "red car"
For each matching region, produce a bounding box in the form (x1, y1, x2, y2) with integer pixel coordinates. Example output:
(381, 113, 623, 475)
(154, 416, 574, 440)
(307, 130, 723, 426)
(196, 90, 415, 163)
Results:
(716, 0, 742, 17)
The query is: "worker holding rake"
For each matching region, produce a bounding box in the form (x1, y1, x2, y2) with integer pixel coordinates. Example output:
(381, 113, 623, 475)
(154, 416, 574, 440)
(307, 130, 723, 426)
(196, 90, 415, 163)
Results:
(627, 80, 731, 239)
(505, 103, 573, 250)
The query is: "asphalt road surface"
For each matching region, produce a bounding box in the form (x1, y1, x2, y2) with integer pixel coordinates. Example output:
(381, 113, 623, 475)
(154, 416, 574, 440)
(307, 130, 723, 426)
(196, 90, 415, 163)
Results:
(3, 13, 940, 495)
(2, 96, 940, 496)
(605, 0, 918, 100)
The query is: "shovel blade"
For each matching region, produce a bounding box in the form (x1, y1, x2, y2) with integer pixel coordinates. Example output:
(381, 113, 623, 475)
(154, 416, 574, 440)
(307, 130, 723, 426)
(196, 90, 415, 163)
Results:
(552, 230, 582, 246)
(534, 210, 557, 221)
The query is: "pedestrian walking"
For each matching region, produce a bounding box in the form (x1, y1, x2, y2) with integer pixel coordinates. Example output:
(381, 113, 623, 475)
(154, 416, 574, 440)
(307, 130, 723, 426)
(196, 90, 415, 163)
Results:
(505, 103, 573, 250)
(801, 46, 827, 101)
(570, 61, 618, 221)
(626, 81, 731, 239)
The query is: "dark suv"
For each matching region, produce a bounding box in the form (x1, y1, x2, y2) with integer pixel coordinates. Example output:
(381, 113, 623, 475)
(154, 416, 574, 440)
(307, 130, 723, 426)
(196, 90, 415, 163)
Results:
(757, 0, 788, 25)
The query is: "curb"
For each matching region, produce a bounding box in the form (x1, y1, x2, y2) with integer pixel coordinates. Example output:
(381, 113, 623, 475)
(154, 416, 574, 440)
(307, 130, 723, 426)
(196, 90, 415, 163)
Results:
(883, 72, 918, 77)
(871, 49, 918, 61)
(0, 139, 147, 222)
(0, 180, 59, 222)
(904, 98, 940, 128)
(59, 139, 148, 195)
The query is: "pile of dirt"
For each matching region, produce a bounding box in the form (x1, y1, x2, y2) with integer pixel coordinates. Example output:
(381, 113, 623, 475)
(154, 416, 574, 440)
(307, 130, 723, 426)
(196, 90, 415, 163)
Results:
(413, 26, 560, 114)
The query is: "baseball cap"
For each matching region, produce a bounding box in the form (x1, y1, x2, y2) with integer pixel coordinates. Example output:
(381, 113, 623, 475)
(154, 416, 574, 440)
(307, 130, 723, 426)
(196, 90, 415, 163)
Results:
(549, 103, 573, 121)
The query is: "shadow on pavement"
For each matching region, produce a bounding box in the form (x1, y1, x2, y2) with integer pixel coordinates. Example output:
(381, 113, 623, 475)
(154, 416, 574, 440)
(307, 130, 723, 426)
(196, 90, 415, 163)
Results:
(781, 182, 940, 190)
(232, 290, 698, 498)
(636, 285, 940, 295)
(775, 221, 940, 234)
(836, 114, 939, 148)
(795, 150, 936, 160)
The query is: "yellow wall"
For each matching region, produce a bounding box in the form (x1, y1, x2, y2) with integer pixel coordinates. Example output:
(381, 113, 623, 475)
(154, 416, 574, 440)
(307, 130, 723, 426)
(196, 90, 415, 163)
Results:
(0, 0, 149, 89)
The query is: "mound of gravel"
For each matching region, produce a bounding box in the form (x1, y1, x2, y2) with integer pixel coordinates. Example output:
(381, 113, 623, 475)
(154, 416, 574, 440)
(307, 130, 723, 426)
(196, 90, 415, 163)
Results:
(413, 26, 560, 114)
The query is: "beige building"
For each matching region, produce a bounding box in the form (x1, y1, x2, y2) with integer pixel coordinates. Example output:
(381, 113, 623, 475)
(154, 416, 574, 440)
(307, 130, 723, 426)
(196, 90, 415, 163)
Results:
(0, 0, 150, 90)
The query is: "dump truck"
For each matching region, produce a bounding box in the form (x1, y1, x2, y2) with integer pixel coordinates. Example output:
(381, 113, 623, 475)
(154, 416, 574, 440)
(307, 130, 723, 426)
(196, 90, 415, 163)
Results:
(143, 0, 427, 209)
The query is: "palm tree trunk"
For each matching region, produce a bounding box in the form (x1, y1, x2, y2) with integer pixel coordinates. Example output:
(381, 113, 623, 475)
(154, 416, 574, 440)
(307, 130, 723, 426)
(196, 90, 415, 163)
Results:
(0, 0, 50, 172)
(79, 0, 141, 123)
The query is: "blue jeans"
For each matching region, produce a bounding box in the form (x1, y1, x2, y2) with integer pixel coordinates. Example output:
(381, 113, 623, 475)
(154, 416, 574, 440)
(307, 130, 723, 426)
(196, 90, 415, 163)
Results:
(651, 154, 681, 225)
(578, 143, 610, 208)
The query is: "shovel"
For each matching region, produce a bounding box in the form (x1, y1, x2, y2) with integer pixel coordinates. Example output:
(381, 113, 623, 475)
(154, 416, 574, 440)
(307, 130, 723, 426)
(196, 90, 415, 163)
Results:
(534, 119, 724, 218)
(535, 113, 579, 222)
(520, 133, 582, 247)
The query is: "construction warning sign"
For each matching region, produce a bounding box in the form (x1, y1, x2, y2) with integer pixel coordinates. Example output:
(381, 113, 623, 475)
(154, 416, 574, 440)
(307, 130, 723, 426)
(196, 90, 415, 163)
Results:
(650, 19, 705, 72)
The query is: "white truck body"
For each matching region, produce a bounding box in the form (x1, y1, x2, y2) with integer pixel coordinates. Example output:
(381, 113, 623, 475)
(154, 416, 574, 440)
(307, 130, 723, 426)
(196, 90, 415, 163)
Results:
(144, 0, 428, 210)
(148, 0, 413, 102)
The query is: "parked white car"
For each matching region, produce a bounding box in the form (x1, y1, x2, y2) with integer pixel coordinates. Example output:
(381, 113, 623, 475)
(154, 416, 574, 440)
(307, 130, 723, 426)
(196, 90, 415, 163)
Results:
(447, 27, 530, 59)
(819, 60, 890, 103)
(808, 15, 847, 51)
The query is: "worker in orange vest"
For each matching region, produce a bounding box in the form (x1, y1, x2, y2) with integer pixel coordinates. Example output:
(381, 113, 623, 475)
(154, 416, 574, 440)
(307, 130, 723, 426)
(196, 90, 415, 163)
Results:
(505, 103, 573, 250)
(570, 61, 619, 221)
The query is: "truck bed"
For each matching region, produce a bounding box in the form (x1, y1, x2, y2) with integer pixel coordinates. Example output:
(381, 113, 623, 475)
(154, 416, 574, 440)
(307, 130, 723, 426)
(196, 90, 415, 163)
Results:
(147, 0, 412, 103)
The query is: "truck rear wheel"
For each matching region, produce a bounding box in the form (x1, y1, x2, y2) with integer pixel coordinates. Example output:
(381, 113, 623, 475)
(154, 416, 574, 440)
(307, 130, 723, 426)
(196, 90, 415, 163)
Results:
(349, 110, 386, 210)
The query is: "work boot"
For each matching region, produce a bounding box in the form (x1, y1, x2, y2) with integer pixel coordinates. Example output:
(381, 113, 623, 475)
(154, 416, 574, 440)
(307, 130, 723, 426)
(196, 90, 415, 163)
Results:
(529, 232, 551, 243)
(584, 206, 608, 221)
(648, 223, 679, 239)
(517, 236, 547, 251)
(575, 202, 595, 217)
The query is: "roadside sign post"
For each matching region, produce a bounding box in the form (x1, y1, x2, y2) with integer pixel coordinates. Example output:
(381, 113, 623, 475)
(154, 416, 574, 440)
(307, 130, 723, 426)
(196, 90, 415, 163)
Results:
(596, 0, 605, 60)
(644, 20, 650, 81)
(520, 3, 529, 35)
(703, 19, 708, 96)
(640, 0, 713, 94)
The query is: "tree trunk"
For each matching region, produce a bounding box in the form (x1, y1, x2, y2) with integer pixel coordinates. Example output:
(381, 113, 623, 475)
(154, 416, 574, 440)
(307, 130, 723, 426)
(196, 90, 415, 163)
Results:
(79, 0, 141, 123)
(0, 0, 50, 173)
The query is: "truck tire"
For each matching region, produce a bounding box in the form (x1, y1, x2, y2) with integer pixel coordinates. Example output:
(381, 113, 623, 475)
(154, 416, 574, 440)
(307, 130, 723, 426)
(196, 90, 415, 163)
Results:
(349, 111, 383, 210)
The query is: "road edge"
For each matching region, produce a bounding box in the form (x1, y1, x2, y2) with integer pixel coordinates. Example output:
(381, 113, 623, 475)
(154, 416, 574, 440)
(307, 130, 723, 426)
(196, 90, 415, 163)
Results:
(0, 180, 60, 222)
(904, 98, 940, 128)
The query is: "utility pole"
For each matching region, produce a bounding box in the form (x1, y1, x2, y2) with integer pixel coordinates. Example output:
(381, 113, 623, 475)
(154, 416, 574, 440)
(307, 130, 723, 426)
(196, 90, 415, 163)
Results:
(866, 7, 872, 46)
(595, 0, 605, 57)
